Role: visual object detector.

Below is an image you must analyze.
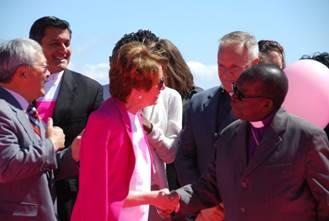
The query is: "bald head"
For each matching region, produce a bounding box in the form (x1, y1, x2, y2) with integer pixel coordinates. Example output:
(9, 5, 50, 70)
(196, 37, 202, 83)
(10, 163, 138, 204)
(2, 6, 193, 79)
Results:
(238, 64, 288, 110)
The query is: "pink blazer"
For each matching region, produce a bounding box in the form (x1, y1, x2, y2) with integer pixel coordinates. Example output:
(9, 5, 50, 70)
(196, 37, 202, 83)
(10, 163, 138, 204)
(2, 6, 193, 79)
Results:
(71, 98, 136, 221)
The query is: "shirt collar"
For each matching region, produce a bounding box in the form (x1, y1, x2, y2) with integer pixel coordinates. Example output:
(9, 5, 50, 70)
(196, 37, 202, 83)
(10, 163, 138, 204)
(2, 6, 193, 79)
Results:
(48, 70, 64, 83)
(250, 112, 276, 129)
(2, 88, 29, 111)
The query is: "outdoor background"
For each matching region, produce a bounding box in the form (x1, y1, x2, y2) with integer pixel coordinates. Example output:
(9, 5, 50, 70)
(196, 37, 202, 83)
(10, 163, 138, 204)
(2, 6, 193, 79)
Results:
(1, 0, 329, 89)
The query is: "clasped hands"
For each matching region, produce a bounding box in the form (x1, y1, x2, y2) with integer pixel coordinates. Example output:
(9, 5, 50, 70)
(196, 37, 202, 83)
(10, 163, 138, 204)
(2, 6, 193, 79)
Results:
(153, 189, 180, 219)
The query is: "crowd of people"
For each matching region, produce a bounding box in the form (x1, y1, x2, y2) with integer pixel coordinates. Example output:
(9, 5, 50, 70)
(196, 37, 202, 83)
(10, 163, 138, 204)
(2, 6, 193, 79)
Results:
(0, 16, 329, 221)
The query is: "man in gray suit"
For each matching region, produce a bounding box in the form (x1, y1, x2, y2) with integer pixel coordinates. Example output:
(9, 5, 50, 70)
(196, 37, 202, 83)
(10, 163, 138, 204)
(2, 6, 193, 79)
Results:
(174, 64, 329, 221)
(0, 38, 70, 221)
(175, 31, 259, 220)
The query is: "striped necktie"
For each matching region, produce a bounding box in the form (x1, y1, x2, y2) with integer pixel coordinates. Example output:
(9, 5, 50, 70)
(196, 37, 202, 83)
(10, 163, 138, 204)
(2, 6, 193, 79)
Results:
(27, 105, 41, 138)
(27, 105, 55, 196)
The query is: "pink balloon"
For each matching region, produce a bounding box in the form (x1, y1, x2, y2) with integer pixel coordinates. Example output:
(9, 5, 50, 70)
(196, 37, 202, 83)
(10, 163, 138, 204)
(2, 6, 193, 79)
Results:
(283, 59, 329, 128)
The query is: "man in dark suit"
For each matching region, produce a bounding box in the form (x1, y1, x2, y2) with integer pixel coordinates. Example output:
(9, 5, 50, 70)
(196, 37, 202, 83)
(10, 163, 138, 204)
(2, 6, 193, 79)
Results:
(174, 64, 329, 221)
(29, 16, 103, 221)
(175, 31, 259, 220)
(0, 38, 70, 221)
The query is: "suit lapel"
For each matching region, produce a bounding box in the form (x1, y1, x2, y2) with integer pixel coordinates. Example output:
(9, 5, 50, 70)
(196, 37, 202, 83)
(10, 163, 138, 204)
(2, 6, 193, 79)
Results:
(0, 87, 21, 109)
(0, 87, 47, 142)
(233, 121, 249, 173)
(243, 110, 287, 177)
(16, 108, 39, 141)
(53, 70, 78, 123)
(203, 88, 221, 138)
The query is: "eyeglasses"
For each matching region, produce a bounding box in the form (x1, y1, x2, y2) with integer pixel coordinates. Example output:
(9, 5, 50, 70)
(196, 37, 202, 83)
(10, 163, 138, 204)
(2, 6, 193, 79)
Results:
(31, 63, 49, 74)
(232, 83, 269, 101)
(34, 63, 48, 69)
(219, 62, 253, 77)
(157, 78, 165, 89)
(219, 65, 244, 76)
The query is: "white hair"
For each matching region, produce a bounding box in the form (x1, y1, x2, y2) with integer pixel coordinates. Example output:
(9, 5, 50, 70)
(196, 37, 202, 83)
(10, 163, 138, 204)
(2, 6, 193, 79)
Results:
(219, 31, 258, 60)
(0, 38, 43, 82)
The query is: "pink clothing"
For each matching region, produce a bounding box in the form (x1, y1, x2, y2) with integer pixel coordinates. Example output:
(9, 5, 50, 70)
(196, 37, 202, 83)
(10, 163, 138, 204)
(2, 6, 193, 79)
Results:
(71, 98, 136, 221)
(36, 71, 63, 123)
(36, 100, 56, 123)
(119, 112, 151, 221)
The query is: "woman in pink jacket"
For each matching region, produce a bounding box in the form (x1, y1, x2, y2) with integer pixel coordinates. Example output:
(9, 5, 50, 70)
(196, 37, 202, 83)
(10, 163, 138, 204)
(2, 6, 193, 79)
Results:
(71, 42, 170, 221)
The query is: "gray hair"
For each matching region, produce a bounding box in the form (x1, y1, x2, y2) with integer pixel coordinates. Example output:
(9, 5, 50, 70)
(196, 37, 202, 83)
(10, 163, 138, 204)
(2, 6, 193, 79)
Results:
(0, 38, 43, 82)
(219, 31, 258, 60)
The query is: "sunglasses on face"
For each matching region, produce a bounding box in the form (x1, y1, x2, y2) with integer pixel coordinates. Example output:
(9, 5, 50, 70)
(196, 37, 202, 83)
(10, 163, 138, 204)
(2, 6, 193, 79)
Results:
(232, 83, 269, 101)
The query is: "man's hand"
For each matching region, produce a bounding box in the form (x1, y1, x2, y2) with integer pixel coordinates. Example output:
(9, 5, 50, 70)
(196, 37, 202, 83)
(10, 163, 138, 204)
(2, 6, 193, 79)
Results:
(71, 130, 84, 161)
(154, 189, 180, 218)
(46, 118, 65, 151)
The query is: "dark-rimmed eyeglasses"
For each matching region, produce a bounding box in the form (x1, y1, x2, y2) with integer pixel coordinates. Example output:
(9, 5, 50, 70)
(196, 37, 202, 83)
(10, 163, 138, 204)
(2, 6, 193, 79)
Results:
(157, 78, 165, 89)
(232, 83, 269, 101)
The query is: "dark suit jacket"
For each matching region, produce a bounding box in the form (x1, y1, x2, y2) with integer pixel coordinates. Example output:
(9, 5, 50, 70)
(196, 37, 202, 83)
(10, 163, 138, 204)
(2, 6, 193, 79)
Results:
(177, 109, 329, 221)
(175, 86, 235, 185)
(53, 69, 103, 220)
(52, 69, 102, 177)
(53, 69, 103, 147)
(0, 87, 73, 221)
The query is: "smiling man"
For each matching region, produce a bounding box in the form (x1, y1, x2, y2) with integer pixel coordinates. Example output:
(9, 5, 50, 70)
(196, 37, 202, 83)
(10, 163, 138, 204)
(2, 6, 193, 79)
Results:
(174, 64, 329, 221)
(175, 31, 259, 220)
(29, 16, 103, 221)
(0, 38, 68, 221)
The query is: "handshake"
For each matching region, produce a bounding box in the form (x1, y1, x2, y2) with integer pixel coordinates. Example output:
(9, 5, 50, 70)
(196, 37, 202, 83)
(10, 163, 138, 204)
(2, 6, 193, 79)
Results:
(151, 189, 180, 219)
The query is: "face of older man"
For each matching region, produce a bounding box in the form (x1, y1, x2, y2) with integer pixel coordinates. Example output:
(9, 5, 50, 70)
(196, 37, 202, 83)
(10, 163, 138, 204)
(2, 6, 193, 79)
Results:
(218, 43, 257, 94)
(22, 52, 50, 102)
(40, 27, 71, 74)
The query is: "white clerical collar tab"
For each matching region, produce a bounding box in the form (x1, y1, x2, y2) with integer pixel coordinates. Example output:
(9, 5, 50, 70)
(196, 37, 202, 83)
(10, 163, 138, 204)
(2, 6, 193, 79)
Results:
(250, 121, 264, 128)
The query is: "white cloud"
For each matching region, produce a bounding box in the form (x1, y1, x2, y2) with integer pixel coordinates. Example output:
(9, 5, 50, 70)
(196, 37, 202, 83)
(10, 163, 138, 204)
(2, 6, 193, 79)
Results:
(69, 60, 220, 90)
(69, 63, 109, 84)
(187, 61, 219, 90)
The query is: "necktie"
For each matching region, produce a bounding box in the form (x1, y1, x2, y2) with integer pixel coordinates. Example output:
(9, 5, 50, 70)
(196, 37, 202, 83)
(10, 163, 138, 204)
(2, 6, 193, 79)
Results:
(27, 105, 42, 138)
(27, 105, 54, 196)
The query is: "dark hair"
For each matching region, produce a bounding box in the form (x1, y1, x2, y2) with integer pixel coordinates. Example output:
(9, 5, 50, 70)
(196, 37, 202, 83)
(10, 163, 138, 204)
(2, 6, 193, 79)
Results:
(258, 40, 286, 69)
(155, 39, 194, 98)
(110, 29, 159, 62)
(29, 16, 72, 44)
(109, 42, 167, 102)
(300, 52, 329, 68)
(239, 64, 288, 110)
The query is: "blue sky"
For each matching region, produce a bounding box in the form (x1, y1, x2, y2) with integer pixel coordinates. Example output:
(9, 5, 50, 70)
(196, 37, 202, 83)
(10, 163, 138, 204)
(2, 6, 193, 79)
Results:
(1, 0, 329, 89)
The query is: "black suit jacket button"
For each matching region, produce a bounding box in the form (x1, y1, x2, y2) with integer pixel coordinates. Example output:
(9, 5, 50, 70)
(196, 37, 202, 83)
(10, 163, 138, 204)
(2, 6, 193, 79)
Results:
(241, 180, 248, 188)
